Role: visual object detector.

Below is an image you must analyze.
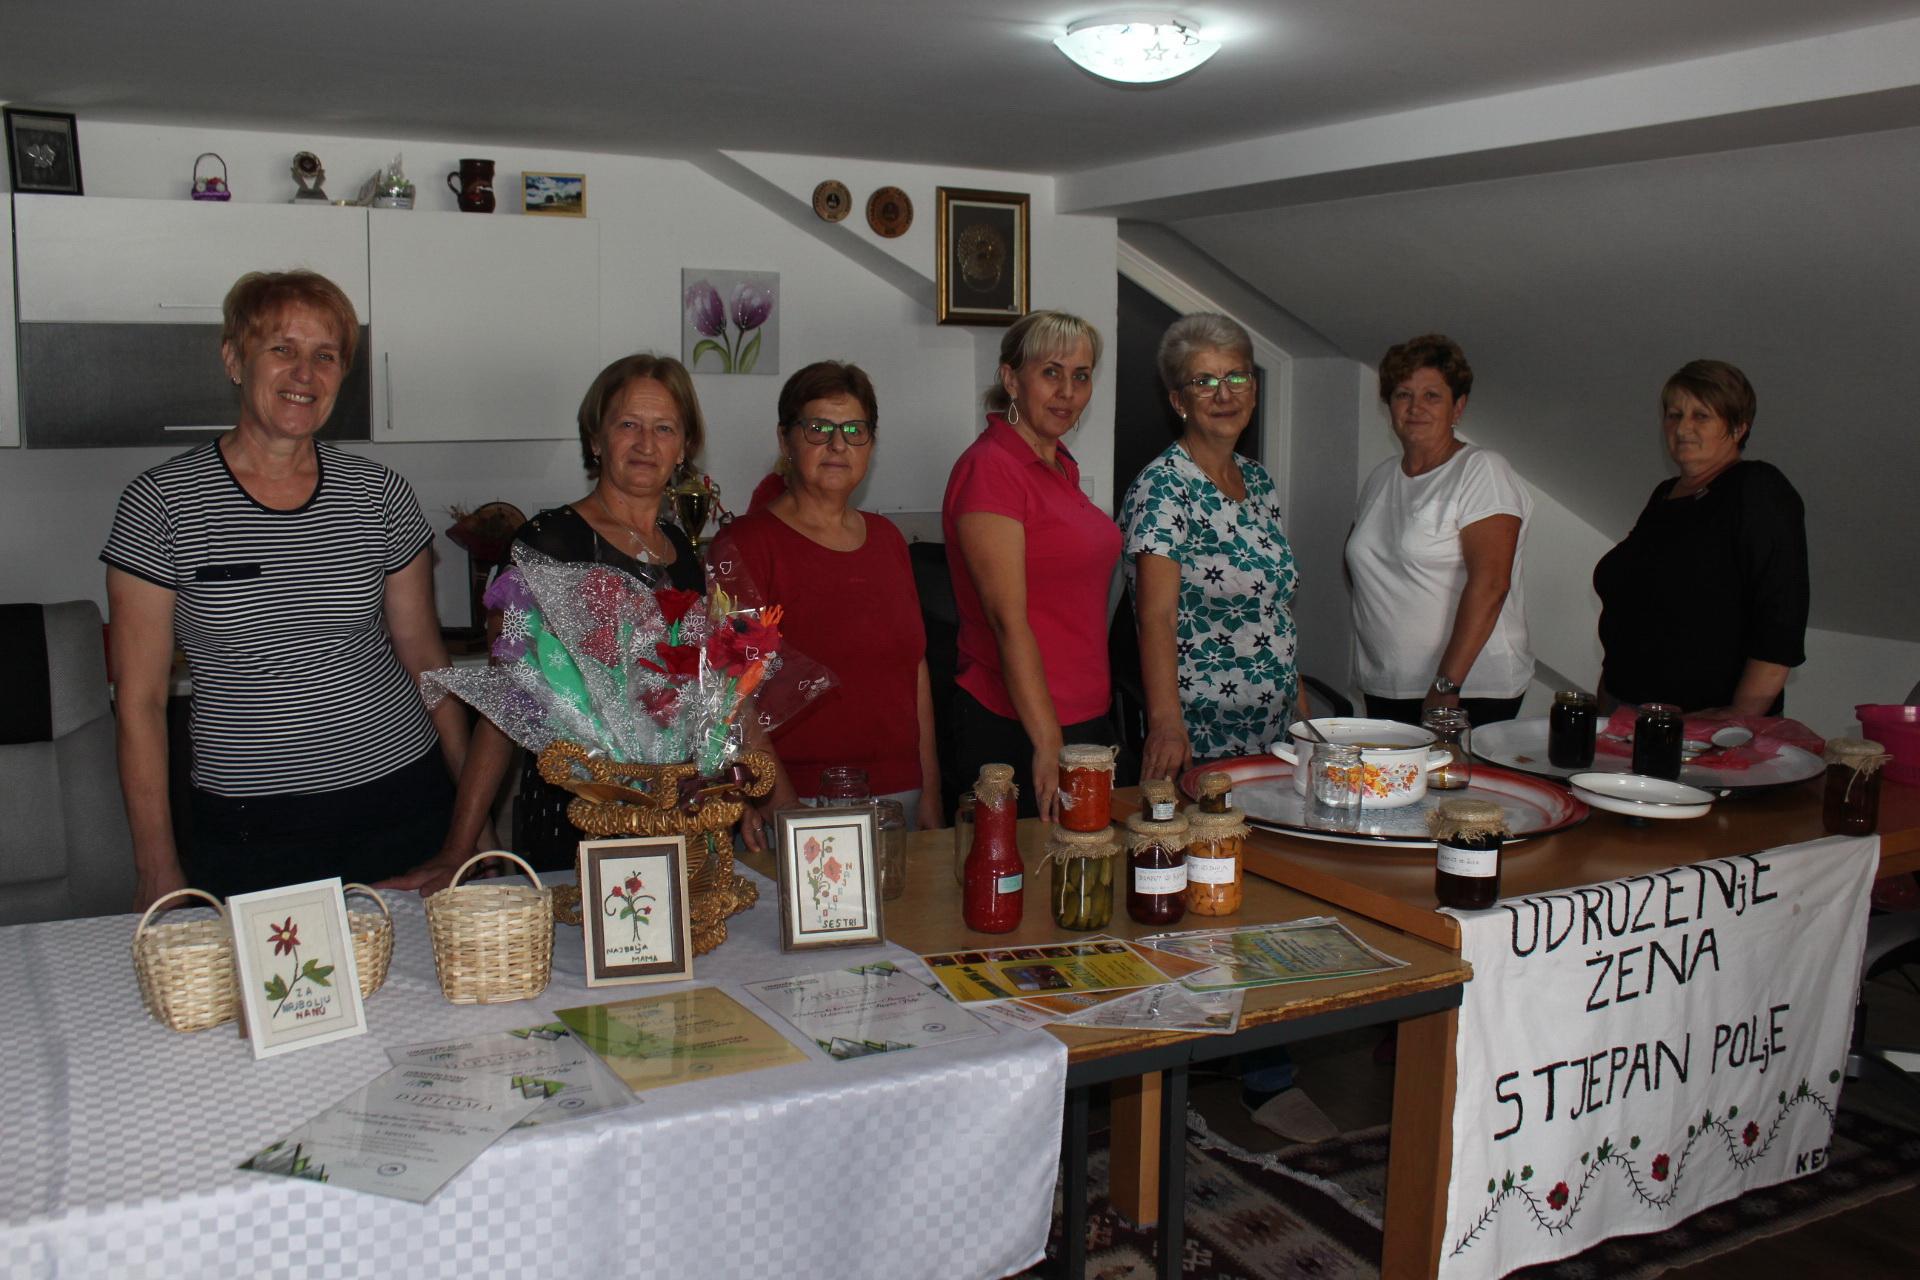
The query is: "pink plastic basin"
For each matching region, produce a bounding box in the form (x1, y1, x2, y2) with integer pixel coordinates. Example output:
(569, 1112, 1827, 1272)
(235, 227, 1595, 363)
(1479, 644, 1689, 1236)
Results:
(1857, 704, 1920, 786)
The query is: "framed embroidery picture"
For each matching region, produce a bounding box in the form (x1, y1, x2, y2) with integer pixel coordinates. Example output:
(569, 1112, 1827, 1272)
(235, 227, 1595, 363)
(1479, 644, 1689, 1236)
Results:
(227, 879, 367, 1059)
(935, 187, 1028, 326)
(579, 837, 693, 986)
(774, 806, 883, 951)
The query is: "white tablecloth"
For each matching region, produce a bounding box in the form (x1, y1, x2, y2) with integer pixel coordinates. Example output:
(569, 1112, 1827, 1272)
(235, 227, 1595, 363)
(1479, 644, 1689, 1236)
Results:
(0, 870, 1065, 1280)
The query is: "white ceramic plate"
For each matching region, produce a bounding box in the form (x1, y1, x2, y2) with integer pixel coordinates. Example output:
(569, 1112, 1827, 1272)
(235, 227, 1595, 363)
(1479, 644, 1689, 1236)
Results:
(1569, 772, 1715, 820)
(1472, 717, 1823, 795)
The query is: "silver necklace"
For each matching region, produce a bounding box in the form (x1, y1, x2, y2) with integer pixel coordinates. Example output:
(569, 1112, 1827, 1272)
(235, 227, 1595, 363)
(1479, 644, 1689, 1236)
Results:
(593, 495, 666, 565)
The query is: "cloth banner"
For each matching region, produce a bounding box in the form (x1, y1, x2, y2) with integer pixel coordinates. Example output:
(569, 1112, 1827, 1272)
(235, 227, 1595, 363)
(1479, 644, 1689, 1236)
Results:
(1438, 835, 1878, 1278)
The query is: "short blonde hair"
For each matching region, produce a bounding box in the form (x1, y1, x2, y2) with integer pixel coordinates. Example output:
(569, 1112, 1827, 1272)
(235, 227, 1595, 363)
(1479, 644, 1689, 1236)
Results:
(983, 310, 1103, 413)
(221, 270, 360, 370)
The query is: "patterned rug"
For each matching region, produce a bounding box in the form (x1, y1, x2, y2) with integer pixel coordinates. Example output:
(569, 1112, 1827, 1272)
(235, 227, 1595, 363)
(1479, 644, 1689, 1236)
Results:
(1022, 1102, 1920, 1279)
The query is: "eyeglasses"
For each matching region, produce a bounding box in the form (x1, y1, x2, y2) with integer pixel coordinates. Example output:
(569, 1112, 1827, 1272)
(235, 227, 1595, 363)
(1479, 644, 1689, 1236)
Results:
(1182, 371, 1254, 395)
(792, 419, 874, 446)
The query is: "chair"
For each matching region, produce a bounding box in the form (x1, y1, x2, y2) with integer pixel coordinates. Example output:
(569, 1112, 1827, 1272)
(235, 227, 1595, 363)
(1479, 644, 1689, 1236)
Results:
(0, 601, 135, 923)
(1847, 912, 1920, 1094)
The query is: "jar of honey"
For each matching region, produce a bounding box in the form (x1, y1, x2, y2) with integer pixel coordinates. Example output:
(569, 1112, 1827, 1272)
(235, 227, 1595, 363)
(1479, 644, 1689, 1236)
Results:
(1822, 737, 1891, 836)
(1430, 796, 1509, 911)
(1048, 825, 1118, 931)
(1057, 744, 1118, 831)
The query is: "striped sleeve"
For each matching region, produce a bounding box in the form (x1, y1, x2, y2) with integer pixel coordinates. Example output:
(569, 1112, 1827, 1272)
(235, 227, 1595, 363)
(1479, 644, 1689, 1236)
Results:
(99, 473, 179, 590)
(380, 468, 434, 573)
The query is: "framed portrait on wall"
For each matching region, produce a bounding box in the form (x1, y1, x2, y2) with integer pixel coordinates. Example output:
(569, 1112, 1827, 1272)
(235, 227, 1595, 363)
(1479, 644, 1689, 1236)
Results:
(773, 806, 883, 951)
(935, 187, 1029, 326)
(578, 836, 693, 986)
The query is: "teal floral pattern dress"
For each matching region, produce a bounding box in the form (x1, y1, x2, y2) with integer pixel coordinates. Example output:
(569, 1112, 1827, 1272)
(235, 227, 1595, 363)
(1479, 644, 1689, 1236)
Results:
(1120, 443, 1300, 759)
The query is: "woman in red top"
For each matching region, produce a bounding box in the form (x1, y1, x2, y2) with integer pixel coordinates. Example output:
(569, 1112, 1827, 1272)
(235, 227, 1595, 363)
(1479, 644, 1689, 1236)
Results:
(709, 362, 941, 848)
(942, 311, 1121, 821)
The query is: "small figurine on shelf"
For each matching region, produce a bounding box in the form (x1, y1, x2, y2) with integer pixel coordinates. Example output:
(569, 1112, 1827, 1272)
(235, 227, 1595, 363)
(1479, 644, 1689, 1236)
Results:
(371, 153, 415, 209)
(290, 151, 328, 204)
(190, 152, 231, 202)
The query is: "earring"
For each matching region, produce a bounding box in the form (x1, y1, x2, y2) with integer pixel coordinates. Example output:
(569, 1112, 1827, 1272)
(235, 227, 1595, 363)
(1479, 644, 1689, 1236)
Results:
(1006, 400, 1021, 427)
(231, 377, 241, 387)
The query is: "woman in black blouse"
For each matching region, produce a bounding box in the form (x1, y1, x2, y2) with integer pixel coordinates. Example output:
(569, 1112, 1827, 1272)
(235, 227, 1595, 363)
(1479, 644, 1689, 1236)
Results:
(387, 354, 708, 892)
(1593, 360, 1808, 715)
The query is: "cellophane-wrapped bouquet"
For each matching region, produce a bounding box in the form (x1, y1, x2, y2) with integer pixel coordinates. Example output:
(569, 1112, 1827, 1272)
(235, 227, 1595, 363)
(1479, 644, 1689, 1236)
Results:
(421, 545, 820, 778)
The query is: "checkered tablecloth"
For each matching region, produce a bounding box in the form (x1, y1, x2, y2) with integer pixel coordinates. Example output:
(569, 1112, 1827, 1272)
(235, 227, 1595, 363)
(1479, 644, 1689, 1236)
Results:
(0, 870, 1065, 1280)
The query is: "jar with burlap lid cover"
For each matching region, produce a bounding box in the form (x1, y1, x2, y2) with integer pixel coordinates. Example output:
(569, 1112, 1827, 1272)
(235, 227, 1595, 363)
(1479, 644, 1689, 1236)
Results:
(1185, 776, 1248, 916)
(1429, 797, 1510, 910)
(1823, 737, 1893, 836)
(1048, 823, 1119, 931)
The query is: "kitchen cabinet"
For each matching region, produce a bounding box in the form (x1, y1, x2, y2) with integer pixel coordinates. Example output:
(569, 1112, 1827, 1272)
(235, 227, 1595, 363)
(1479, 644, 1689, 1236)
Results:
(368, 211, 600, 441)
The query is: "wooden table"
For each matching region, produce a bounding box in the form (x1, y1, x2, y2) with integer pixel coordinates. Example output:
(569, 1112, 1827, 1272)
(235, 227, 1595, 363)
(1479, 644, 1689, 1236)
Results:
(752, 822, 1472, 1279)
(1231, 773, 1920, 1278)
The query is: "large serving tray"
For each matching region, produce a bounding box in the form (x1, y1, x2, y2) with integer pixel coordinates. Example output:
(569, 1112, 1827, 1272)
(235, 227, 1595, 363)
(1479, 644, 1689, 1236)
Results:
(1470, 717, 1823, 796)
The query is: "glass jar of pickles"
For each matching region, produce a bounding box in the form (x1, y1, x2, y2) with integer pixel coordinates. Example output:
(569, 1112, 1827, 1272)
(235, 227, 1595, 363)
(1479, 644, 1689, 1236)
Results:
(1184, 805, 1246, 917)
(1047, 825, 1119, 931)
(1057, 744, 1118, 832)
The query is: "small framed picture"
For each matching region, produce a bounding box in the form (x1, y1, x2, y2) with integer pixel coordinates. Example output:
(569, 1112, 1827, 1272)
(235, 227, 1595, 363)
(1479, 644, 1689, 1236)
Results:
(4, 108, 83, 196)
(774, 806, 883, 951)
(935, 187, 1029, 326)
(227, 878, 366, 1060)
(523, 171, 586, 217)
(579, 836, 693, 986)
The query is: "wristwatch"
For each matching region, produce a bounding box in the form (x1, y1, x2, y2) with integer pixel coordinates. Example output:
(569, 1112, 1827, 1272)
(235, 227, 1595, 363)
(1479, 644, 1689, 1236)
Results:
(1430, 675, 1460, 696)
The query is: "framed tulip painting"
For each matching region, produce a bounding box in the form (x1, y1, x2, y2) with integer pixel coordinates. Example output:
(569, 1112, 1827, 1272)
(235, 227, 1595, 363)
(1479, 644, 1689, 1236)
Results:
(227, 878, 368, 1059)
(773, 806, 883, 951)
(681, 269, 780, 375)
(579, 836, 694, 986)
(935, 187, 1029, 326)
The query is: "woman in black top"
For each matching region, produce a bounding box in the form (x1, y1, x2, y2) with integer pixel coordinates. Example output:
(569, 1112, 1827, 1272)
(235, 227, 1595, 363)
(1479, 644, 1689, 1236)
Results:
(1593, 360, 1808, 715)
(386, 354, 709, 892)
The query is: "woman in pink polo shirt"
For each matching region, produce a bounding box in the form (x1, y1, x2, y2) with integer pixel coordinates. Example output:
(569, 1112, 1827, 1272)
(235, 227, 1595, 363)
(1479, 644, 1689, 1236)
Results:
(943, 311, 1121, 821)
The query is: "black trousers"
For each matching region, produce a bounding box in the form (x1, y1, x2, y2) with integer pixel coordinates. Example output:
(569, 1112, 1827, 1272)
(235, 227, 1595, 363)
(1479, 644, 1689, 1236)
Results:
(1362, 693, 1525, 728)
(951, 688, 1117, 821)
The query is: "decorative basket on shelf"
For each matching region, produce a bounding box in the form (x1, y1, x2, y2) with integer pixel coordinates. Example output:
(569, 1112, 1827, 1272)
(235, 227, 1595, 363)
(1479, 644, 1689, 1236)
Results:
(190, 152, 232, 202)
(343, 882, 395, 999)
(540, 741, 776, 954)
(132, 888, 238, 1032)
(424, 852, 553, 1004)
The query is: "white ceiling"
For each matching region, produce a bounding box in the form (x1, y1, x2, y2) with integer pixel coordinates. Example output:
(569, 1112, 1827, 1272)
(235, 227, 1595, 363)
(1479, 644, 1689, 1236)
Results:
(6, 0, 1919, 641)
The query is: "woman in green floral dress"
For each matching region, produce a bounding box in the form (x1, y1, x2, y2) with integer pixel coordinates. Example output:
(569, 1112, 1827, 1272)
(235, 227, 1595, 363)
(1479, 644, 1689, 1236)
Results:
(1120, 314, 1306, 781)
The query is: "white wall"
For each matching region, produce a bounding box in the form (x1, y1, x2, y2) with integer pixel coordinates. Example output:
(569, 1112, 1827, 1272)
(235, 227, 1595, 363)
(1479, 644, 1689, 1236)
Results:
(0, 122, 1117, 626)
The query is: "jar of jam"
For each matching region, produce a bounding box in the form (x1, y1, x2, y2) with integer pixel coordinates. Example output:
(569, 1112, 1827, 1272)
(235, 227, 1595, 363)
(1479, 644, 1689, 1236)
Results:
(1048, 825, 1118, 931)
(1421, 706, 1472, 790)
(963, 764, 1022, 933)
(1632, 704, 1684, 780)
(1822, 737, 1891, 836)
(1430, 796, 1510, 911)
(820, 765, 872, 803)
(1195, 770, 1235, 815)
(1184, 805, 1245, 916)
(1125, 781, 1188, 926)
(1548, 689, 1598, 768)
(1057, 744, 1117, 832)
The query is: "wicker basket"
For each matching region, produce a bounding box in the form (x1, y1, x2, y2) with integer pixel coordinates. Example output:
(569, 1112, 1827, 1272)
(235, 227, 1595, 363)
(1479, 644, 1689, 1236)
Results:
(424, 851, 553, 1004)
(539, 743, 775, 955)
(342, 883, 395, 999)
(132, 888, 239, 1033)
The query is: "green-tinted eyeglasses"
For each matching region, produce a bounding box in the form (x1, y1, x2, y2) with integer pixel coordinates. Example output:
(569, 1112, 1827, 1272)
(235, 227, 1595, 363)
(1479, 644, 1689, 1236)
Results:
(1182, 372, 1255, 395)
(792, 418, 874, 446)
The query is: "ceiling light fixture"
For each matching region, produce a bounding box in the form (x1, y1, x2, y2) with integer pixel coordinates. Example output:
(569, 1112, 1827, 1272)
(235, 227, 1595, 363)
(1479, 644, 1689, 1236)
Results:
(1054, 12, 1221, 85)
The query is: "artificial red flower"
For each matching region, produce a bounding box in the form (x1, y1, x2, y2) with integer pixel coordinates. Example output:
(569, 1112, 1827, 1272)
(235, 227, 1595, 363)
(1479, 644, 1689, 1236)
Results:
(654, 588, 702, 626)
(1742, 1121, 1759, 1148)
(580, 623, 620, 666)
(823, 856, 842, 883)
(706, 624, 755, 676)
(732, 611, 782, 661)
(1546, 1182, 1569, 1211)
(636, 642, 701, 678)
(269, 918, 300, 956)
(637, 685, 680, 725)
(1651, 1153, 1670, 1181)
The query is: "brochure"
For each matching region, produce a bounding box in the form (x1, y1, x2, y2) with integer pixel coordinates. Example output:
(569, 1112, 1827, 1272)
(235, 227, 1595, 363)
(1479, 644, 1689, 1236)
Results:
(555, 986, 808, 1094)
(1141, 918, 1408, 991)
(388, 1023, 631, 1127)
(238, 1064, 545, 1202)
(1055, 982, 1245, 1034)
(743, 960, 998, 1060)
(918, 938, 1175, 1004)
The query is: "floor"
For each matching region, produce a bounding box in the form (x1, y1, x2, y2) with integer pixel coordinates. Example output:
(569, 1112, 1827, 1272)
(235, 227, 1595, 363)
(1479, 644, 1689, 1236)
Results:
(1180, 952, 1920, 1277)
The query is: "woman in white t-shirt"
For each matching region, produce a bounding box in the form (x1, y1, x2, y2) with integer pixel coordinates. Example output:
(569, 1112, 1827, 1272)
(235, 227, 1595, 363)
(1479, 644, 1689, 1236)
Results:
(1345, 334, 1533, 726)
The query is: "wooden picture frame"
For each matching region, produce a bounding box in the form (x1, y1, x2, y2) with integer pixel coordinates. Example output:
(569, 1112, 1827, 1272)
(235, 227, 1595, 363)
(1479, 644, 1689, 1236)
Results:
(935, 187, 1029, 326)
(578, 836, 693, 986)
(522, 170, 586, 217)
(227, 878, 366, 1059)
(4, 108, 83, 196)
(773, 806, 883, 950)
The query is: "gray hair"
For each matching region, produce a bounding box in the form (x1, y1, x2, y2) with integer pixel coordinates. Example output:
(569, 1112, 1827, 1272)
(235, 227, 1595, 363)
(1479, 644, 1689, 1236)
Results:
(1157, 313, 1253, 393)
(983, 310, 1104, 413)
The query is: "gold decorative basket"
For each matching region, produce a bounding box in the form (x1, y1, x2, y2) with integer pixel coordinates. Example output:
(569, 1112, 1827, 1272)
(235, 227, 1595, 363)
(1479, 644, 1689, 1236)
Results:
(538, 742, 777, 955)
(424, 851, 553, 1004)
(132, 888, 238, 1033)
(343, 883, 395, 1000)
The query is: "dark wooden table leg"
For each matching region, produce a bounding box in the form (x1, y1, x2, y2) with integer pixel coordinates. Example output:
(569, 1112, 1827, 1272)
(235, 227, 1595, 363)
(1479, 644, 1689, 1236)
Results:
(1058, 1084, 1090, 1279)
(1157, 1064, 1189, 1280)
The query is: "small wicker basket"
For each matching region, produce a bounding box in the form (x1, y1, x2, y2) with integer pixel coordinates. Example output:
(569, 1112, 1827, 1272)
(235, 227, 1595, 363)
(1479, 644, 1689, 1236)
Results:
(343, 883, 395, 1000)
(424, 852, 553, 1005)
(132, 888, 239, 1033)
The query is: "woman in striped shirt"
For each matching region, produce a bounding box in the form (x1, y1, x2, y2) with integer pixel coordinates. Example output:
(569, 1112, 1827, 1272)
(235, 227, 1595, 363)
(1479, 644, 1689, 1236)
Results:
(102, 270, 472, 907)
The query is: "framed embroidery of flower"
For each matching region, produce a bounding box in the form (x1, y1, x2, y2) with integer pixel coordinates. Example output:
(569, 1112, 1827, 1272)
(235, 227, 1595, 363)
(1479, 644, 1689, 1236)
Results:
(227, 879, 367, 1059)
(774, 806, 883, 951)
(578, 837, 694, 986)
